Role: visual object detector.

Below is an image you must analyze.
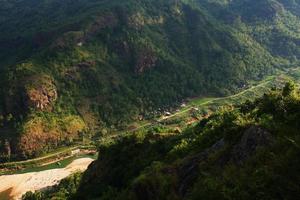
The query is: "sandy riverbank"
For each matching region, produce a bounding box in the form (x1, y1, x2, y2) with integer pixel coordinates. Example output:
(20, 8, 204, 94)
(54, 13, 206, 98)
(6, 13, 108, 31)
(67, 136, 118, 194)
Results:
(0, 157, 94, 200)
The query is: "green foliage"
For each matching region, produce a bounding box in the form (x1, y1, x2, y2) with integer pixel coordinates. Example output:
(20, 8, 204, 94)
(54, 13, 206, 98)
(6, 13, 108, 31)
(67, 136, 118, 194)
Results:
(1, 0, 300, 160)
(66, 82, 300, 200)
(1, 1, 300, 198)
(282, 81, 296, 96)
(22, 172, 82, 200)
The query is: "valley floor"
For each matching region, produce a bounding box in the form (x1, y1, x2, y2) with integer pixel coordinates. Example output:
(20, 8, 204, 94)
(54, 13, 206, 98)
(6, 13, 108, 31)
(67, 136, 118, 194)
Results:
(1, 67, 299, 200)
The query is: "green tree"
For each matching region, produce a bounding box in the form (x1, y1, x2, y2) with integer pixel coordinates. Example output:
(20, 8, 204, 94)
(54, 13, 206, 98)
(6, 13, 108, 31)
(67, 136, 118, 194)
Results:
(282, 81, 295, 97)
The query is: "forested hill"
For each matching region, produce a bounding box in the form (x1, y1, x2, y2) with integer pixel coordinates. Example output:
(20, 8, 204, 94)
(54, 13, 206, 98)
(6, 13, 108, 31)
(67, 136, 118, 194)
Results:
(1, 0, 300, 160)
(75, 82, 300, 200)
(23, 82, 300, 200)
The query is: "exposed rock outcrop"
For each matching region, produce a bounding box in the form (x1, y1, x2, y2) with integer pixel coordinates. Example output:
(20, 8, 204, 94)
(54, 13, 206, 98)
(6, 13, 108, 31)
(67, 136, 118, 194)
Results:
(177, 126, 273, 197)
(178, 138, 225, 196)
(25, 76, 57, 111)
(231, 126, 273, 164)
(26, 87, 57, 110)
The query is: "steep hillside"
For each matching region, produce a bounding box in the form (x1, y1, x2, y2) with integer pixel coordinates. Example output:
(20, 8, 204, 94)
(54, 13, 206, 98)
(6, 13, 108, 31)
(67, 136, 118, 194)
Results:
(1, 0, 300, 160)
(75, 82, 300, 200)
(23, 82, 300, 200)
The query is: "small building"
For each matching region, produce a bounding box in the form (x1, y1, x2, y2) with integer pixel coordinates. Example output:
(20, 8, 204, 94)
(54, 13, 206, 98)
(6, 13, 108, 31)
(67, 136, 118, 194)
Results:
(165, 112, 172, 116)
(71, 149, 80, 156)
(191, 107, 199, 111)
(138, 115, 144, 121)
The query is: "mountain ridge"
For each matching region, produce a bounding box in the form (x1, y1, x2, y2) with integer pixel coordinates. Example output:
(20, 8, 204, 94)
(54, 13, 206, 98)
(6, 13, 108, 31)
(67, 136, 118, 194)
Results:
(0, 0, 299, 160)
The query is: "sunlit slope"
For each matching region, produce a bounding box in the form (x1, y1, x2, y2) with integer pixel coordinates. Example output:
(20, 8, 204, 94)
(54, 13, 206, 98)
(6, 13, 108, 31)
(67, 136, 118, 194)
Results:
(0, 0, 299, 160)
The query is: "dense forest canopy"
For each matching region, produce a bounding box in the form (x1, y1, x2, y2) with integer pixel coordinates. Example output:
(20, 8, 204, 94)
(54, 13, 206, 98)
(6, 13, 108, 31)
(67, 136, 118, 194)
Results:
(0, 0, 298, 199)
(23, 81, 300, 200)
(0, 0, 299, 160)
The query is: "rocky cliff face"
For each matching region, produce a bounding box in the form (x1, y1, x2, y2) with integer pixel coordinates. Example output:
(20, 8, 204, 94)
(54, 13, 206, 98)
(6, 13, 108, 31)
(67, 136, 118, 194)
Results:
(25, 76, 57, 111)
(231, 126, 273, 163)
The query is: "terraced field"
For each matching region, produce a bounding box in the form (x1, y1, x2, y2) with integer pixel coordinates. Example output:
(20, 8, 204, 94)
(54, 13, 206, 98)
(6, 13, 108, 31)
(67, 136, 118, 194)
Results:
(123, 67, 300, 135)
